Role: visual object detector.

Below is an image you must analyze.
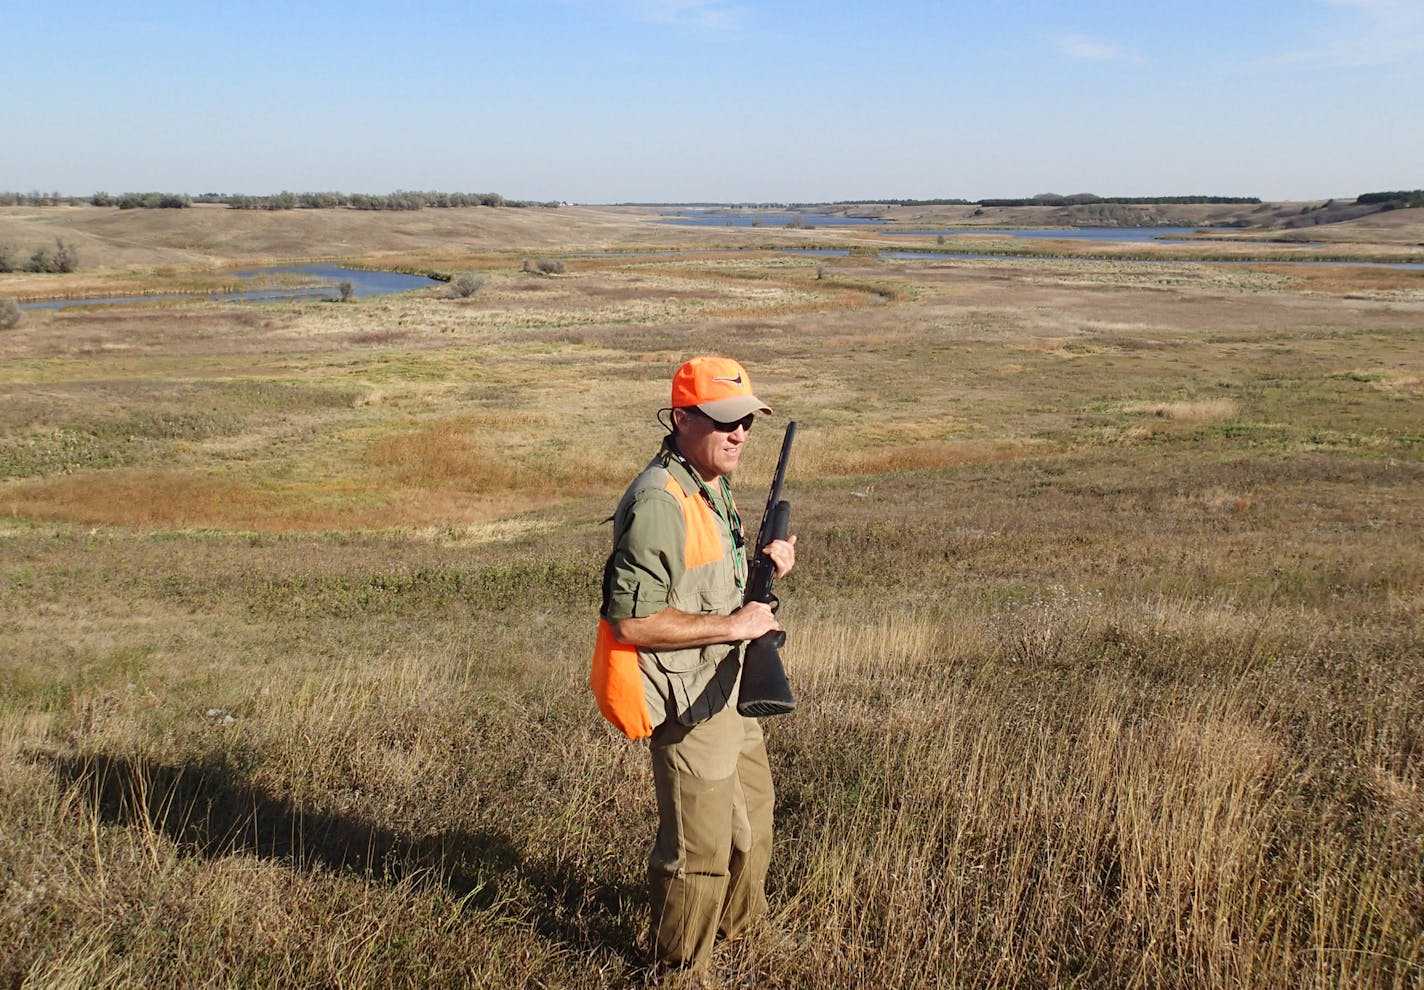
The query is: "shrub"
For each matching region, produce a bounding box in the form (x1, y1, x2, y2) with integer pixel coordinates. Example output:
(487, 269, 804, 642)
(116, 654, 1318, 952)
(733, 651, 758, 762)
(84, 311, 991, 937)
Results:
(116, 192, 190, 209)
(535, 259, 565, 275)
(0, 296, 20, 330)
(53, 239, 78, 273)
(0, 243, 15, 273)
(25, 239, 79, 273)
(1357, 189, 1424, 209)
(450, 272, 485, 298)
(298, 192, 345, 209)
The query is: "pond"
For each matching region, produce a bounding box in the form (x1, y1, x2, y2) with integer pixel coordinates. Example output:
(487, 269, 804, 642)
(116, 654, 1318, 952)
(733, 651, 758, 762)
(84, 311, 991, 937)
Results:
(659, 210, 883, 228)
(19, 264, 443, 311)
(882, 226, 1208, 242)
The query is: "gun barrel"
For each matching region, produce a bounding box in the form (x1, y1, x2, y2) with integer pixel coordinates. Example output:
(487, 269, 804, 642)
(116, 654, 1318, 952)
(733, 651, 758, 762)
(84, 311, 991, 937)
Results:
(754, 421, 796, 552)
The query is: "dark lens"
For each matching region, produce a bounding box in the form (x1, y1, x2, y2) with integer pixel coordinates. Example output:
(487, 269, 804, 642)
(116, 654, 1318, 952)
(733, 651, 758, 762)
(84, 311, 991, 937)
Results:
(713, 414, 754, 433)
(694, 408, 754, 432)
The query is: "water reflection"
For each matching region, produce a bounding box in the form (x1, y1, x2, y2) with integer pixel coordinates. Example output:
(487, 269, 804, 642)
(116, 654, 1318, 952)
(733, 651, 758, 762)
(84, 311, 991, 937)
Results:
(21, 264, 441, 311)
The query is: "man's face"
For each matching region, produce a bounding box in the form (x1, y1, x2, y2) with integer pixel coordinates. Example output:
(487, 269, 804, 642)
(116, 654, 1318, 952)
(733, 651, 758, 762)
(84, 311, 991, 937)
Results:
(673, 407, 753, 481)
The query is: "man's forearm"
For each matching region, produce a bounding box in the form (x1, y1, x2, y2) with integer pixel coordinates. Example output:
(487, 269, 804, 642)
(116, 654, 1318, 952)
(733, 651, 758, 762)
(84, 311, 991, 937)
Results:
(609, 601, 778, 651)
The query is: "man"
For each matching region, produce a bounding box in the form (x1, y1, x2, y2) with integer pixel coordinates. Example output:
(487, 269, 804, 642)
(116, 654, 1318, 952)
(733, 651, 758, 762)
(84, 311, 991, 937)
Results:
(595, 356, 796, 974)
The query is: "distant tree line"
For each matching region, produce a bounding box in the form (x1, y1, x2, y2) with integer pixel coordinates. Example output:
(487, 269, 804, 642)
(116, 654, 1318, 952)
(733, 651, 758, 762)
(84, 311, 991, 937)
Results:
(0, 238, 80, 273)
(0, 190, 557, 210)
(92, 192, 193, 209)
(1356, 190, 1424, 210)
(0, 191, 193, 208)
(976, 194, 1262, 207)
(0, 191, 77, 206)
(223, 190, 557, 210)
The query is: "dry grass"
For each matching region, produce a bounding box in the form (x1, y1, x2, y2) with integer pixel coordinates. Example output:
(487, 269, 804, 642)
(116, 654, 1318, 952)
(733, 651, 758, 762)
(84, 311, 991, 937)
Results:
(1120, 398, 1242, 421)
(801, 439, 1034, 478)
(2, 205, 1422, 988)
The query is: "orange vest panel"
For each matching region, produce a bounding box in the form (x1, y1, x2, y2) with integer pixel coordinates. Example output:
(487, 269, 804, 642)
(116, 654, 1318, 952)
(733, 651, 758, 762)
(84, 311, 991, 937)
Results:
(664, 476, 726, 570)
(590, 618, 653, 740)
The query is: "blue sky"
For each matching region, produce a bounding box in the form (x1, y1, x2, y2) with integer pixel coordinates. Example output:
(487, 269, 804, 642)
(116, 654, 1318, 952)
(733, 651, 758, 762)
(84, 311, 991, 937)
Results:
(2, 0, 1420, 202)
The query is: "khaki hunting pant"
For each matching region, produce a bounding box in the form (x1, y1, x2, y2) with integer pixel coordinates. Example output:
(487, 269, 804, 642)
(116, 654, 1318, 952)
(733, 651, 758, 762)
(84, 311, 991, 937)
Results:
(648, 700, 774, 971)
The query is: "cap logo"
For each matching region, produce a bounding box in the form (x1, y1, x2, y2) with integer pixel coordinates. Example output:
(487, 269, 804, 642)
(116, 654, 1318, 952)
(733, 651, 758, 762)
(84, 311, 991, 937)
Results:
(712, 375, 743, 385)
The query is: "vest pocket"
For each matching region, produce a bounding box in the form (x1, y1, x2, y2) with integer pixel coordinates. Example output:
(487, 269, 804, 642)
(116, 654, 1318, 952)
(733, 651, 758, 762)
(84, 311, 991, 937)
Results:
(654, 643, 711, 674)
(672, 644, 742, 727)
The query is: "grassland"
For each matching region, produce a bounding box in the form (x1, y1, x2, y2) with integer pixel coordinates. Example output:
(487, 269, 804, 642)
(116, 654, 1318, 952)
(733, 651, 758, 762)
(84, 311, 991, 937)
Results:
(2, 205, 1422, 988)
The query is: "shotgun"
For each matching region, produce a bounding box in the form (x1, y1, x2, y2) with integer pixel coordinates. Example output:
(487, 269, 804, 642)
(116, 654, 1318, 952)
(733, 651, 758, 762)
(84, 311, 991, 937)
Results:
(737, 421, 797, 717)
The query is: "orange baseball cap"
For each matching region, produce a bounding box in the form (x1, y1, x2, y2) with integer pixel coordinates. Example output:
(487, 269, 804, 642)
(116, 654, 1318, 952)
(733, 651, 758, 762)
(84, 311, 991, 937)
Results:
(671, 356, 772, 421)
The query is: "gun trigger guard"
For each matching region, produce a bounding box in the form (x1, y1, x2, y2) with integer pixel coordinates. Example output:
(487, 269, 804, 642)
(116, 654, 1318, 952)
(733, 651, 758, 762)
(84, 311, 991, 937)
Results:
(767, 593, 781, 614)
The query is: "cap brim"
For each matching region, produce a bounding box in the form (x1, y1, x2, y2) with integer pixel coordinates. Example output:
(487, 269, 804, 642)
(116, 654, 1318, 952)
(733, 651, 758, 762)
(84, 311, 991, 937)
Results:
(697, 394, 772, 420)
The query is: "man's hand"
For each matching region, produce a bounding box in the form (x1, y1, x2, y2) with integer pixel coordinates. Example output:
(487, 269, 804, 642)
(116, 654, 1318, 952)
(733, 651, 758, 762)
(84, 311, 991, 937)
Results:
(725, 601, 781, 642)
(763, 533, 797, 579)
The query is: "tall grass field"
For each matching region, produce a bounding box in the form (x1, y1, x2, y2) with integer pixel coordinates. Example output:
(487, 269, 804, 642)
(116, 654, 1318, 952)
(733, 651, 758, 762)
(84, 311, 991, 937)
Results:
(2, 204, 1422, 987)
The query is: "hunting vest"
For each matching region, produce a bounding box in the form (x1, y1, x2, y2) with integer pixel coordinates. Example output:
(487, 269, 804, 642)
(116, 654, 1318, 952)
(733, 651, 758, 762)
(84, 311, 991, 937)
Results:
(593, 446, 747, 737)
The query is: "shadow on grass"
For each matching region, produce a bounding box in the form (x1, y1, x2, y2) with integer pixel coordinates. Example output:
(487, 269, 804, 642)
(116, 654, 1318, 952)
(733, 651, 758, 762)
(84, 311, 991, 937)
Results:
(35, 749, 645, 972)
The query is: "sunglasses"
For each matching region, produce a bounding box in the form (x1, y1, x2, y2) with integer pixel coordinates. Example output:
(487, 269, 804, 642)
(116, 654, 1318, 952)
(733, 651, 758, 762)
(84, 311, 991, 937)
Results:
(689, 408, 755, 433)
